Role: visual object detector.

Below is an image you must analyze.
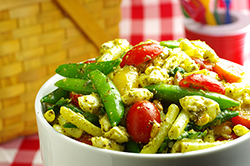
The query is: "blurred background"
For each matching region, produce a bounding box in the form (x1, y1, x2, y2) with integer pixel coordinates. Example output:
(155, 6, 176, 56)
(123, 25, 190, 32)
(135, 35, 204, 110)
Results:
(0, 0, 250, 165)
(119, 0, 250, 45)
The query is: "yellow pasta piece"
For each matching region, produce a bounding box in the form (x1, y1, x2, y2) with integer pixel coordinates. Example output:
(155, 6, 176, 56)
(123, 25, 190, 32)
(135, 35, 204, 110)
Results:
(168, 110, 190, 140)
(180, 141, 228, 153)
(53, 124, 70, 137)
(60, 106, 103, 136)
(57, 115, 83, 139)
(140, 104, 180, 154)
(64, 127, 83, 139)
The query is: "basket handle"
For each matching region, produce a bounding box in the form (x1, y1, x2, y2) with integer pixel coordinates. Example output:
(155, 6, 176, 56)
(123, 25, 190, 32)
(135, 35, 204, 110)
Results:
(54, 0, 112, 48)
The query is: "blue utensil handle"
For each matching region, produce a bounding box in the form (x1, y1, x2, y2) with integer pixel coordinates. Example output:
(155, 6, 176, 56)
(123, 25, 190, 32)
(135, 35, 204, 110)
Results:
(225, 9, 232, 24)
(224, 0, 232, 24)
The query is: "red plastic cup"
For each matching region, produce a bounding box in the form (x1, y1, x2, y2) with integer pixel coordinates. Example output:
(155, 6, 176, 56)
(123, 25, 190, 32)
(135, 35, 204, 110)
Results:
(184, 11, 250, 65)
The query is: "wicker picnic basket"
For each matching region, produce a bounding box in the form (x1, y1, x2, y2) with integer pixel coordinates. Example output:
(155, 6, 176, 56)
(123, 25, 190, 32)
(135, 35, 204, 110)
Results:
(0, 0, 121, 143)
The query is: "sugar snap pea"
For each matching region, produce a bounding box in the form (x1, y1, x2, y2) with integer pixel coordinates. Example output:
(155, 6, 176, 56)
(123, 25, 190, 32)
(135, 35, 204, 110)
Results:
(145, 84, 239, 110)
(54, 78, 96, 94)
(55, 59, 121, 79)
(40, 88, 69, 104)
(89, 70, 125, 127)
(160, 40, 180, 48)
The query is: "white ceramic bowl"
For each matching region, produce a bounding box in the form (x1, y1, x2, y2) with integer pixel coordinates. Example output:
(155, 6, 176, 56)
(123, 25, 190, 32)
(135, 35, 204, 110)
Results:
(35, 74, 250, 166)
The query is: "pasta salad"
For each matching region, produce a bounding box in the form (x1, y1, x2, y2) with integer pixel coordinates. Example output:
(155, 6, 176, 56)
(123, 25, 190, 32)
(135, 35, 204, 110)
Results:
(41, 38, 250, 153)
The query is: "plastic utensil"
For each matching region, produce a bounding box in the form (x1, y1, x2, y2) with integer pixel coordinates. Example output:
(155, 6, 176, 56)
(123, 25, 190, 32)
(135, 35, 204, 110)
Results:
(181, 3, 190, 18)
(214, 0, 221, 24)
(199, 0, 217, 25)
(224, 0, 232, 24)
(180, 0, 205, 23)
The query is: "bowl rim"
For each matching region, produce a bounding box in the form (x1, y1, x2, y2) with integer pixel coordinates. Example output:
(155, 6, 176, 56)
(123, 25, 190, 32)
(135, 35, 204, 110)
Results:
(35, 73, 250, 159)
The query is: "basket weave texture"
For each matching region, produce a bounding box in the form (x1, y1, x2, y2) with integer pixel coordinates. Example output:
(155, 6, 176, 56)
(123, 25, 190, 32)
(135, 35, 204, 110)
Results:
(0, 0, 121, 143)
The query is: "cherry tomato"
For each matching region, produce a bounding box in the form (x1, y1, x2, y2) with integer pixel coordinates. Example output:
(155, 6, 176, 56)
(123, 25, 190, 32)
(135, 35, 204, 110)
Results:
(120, 43, 163, 68)
(76, 133, 92, 145)
(231, 111, 250, 129)
(192, 57, 214, 71)
(126, 100, 161, 143)
(214, 59, 244, 83)
(69, 92, 82, 107)
(179, 74, 225, 94)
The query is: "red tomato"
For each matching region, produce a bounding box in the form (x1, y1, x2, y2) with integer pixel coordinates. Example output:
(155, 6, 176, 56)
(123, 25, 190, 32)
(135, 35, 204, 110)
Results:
(179, 74, 225, 94)
(126, 100, 161, 143)
(69, 92, 82, 107)
(216, 133, 238, 141)
(76, 133, 92, 145)
(120, 43, 163, 68)
(192, 57, 214, 71)
(231, 111, 250, 129)
(214, 59, 244, 83)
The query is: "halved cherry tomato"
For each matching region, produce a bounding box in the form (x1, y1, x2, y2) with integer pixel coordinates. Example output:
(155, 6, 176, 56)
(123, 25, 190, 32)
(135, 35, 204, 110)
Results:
(126, 100, 161, 143)
(120, 43, 163, 68)
(214, 59, 245, 83)
(192, 57, 214, 71)
(69, 92, 82, 107)
(231, 111, 250, 129)
(216, 133, 238, 141)
(179, 74, 225, 94)
(76, 133, 92, 145)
